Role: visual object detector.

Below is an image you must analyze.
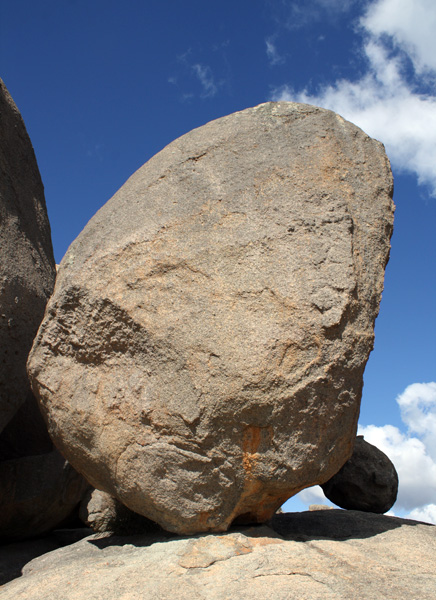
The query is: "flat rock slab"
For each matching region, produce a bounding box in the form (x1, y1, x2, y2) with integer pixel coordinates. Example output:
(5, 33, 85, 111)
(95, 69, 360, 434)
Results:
(28, 102, 394, 534)
(2, 511, 435, 599)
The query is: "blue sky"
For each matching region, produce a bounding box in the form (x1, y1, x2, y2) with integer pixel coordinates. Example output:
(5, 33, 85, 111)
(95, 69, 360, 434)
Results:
(1, 0, 435, 522)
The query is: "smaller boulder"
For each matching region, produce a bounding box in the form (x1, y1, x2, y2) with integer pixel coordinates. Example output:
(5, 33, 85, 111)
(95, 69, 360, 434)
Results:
(79, 489, 163, 536)
(320, 436, 398, 513)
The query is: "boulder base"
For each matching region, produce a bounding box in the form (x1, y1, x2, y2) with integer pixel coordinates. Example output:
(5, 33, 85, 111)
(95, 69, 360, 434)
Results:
(28, 102, 394, 534)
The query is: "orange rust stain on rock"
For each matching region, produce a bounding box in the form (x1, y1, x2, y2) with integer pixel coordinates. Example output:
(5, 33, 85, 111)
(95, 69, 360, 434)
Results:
(242, 425, 273, 476)
(248, 537, 283, 548)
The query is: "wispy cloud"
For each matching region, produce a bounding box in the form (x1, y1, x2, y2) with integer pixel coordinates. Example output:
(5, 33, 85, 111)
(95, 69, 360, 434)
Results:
(266, 36, 285, 65)
(191, 63, 218, 98)
(267, 0, 356, 29)
(271, 0, 436, 196)
(169, 49, 223, 101)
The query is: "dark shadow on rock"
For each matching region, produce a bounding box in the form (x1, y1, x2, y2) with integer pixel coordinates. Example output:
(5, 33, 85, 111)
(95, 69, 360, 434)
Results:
(0, 528, 91, 586)
(88, 508, 434, 552)
(2, 509, 432, 586)
(269, 509, 432, 541)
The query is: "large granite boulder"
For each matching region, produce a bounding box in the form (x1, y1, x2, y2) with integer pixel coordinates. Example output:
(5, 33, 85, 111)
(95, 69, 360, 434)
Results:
(1, 511, 435, 598)
(0, 79, 88, 539)
(0, 77, 56, 432)
(321, 435, 399, 513)
(28, 102, 394, 534)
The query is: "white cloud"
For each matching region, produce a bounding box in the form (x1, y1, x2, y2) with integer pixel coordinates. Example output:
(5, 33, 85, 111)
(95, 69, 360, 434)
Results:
(192, 63, 218, 98)
(271, 0, 436, 195)
(362, 0, 436, 73)
(298, 485, 333, 507)
(396, 382, 436, 459)
(407, 504, 436, 525)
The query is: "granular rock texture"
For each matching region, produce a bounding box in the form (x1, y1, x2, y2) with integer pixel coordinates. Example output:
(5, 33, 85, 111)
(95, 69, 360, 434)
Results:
(28, 102, 395, 534)
(0, 78, 56, 432)
(321, 435, 399, 513)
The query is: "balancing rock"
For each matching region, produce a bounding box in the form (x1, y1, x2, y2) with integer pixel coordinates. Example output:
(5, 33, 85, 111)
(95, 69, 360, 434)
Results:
(321, 435, 399, 513)
(28, 102, 394, 534)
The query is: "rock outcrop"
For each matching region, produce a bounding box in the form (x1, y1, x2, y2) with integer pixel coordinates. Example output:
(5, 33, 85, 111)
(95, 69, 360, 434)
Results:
(0, 77, 56, 432)
(28, 102, 395, 534)
(321, 435, 399, 513)
(1, 510, 434, 599)
(0, 78, 88, 540)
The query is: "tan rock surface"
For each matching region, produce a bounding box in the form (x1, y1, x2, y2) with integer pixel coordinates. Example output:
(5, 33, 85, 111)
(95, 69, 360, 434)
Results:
(1, 511, 434, 599)
(28, 102, 394, 534)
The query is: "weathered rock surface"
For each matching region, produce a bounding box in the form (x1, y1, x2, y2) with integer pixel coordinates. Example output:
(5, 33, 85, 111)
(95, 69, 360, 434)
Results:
(0, 78, 56, 432)
(28, 102, 394, 534)
(1, 510, 434, 599)
(321, 435, 399, 513)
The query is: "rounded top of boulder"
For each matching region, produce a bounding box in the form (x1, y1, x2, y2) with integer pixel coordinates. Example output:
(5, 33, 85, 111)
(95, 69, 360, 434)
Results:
(60, 101, 392, 275)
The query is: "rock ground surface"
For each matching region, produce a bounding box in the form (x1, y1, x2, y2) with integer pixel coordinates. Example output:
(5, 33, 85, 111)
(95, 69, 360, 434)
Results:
(1, 510, 434, 599)
(28, 102, 395, 534)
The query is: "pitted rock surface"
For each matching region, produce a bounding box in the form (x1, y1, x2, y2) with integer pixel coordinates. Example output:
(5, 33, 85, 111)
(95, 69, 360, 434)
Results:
(28, 102, 394, 534)
(0, 78, 56, 431)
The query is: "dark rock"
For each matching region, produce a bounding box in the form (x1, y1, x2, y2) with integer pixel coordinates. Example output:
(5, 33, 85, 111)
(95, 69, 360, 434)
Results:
(0, 79, 88, 540)
(320, 435, 399, 513)
(0, 450, 90, 541)
(0, 77, 56, 432)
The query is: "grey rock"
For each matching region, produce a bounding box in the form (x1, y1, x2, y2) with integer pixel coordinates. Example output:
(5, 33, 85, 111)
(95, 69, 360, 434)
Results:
(0, 78, 56, 432)
(0, 449, 90, 541)
(1, 511, 435, 599)
(28, 102, 394, 534)
(321, 435, 399, 513)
